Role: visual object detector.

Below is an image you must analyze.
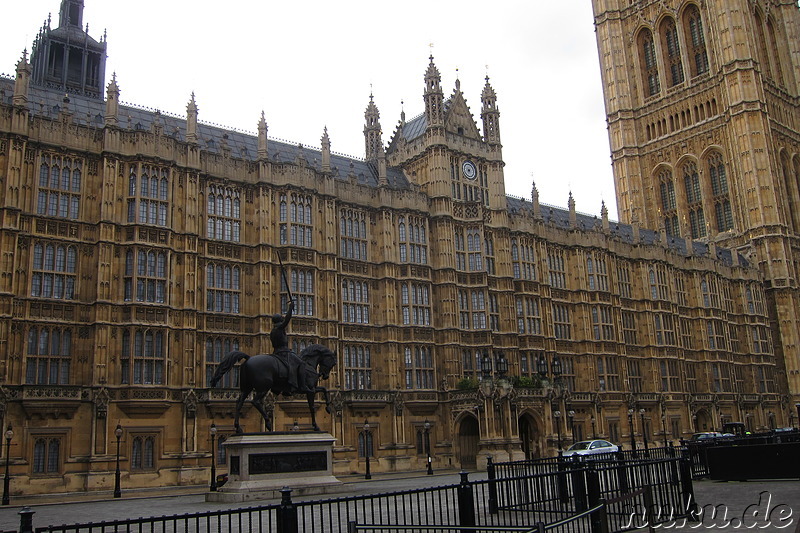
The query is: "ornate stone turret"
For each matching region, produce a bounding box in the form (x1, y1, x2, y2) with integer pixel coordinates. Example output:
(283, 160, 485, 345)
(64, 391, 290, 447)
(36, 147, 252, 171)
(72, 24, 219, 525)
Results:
(258, 111, 268, 160)
(364, 93, 382, 162)
(321, 127, 331, 173)
(104, 73, 119, 126)
(481, 76, 500, 144)
(568, 192, 577, 228)
(601, 201, 609, 231)
(13, 50, 31, 108)
(423, 56, 444, 127)
(531, 180, 541, 219)
(186, 93, 198, 144)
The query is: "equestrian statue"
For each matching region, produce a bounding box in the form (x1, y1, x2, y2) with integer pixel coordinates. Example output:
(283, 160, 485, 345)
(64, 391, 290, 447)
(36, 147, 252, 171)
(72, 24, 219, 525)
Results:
(210, 255, 336, 433)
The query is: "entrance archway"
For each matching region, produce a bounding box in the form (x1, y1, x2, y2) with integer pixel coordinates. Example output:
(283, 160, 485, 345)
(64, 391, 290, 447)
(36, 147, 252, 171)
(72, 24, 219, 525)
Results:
(519, 413, 541, 459)
(694, 409, 713, 432)
(457, 416, 479, 469)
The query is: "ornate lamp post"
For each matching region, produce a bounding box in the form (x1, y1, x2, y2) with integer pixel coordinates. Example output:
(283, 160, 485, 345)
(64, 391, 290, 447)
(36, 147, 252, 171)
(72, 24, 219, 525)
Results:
(590, 416, 597, 439)
(113, 424, 123, 498)
(639, 408, 648, 451)
(2, 425, 12, 506)
(661, 413, 668, 448)
(537, 354, 548, 379)
(424, 420, 433, 475)
(481, 352, 493, 380)
(551, 355, 563, 386)
(627, 409, 636, 452)
(362, 419, 371, 480)
(210, 423, 218, 491)
(553, 410, 563, 452)
(495, 353, 509, 378)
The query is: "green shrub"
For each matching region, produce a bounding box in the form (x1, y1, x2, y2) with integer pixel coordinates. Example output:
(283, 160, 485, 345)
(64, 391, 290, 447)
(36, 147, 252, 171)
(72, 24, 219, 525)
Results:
(456, 377, 479, 390)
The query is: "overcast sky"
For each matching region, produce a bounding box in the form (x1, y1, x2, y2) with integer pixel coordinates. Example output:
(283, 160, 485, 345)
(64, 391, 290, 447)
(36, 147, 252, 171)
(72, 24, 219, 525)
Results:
(2, 0, 617, 218)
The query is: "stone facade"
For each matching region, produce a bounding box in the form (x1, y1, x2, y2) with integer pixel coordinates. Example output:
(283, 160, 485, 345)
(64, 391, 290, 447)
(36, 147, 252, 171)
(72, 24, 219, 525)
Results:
(0, 0, 789, 497)
(591, 0, 800, 404)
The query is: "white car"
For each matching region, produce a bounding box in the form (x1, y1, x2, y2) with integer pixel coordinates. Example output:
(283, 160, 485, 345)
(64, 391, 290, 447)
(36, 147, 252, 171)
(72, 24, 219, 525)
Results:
(562, 439, 619, 457)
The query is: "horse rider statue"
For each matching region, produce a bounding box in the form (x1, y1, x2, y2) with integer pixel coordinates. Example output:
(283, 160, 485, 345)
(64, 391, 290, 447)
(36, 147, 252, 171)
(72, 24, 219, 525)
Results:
(270, 299, 310, 394)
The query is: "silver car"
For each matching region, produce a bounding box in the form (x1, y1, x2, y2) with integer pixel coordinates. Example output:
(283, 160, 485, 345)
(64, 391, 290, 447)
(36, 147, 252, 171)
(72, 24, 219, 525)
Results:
(562, 439, 619, 457)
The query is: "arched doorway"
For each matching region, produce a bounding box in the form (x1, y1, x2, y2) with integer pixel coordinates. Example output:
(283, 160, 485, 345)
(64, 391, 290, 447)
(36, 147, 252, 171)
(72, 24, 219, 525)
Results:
(694, 409, 713, 432)
(457, 416, 479, 469)
(518, 413, 540, 459)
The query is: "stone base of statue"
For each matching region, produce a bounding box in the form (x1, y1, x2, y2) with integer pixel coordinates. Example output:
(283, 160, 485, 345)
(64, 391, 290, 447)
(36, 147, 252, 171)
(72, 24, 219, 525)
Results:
(206, 432, 342, 503)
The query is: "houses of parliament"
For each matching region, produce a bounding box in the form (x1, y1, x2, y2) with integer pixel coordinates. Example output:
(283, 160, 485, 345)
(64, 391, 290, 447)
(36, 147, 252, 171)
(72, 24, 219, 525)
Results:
(0, 0, 797, 496)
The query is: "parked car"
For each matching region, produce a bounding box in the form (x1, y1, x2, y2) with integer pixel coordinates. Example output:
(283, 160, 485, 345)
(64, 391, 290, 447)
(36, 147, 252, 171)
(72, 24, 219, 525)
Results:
(690, 432, 733, 441)
(562, 439, 619, 457)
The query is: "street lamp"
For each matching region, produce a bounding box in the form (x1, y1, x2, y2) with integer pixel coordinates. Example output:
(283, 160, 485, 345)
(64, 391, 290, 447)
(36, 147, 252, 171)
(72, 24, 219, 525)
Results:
(2, 425, 12, 506)
(551, 355, 562, 386)
(495, 353, 509, 378)
(210, 423, 217, 492)
(424, 420, 433, 475)
(590, 416, 597, 439)
(537, 354, 548, 378)
(627, 409, 636, 453)
(553, 410, 563, 452)
(661, 413, 668, 448)
(113, 423, 123, 498)
(362, 419, 371, 480)
(481, 352, 492, 379)
(639, 409, 648, 451)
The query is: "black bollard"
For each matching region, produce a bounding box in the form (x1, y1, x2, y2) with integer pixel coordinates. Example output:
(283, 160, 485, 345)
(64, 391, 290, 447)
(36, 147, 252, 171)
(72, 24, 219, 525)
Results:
(18, 506, 35, 533)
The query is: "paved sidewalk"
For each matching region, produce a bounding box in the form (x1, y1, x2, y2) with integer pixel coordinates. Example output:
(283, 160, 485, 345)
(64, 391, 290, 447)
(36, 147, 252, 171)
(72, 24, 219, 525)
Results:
(0, 473, 797, 532)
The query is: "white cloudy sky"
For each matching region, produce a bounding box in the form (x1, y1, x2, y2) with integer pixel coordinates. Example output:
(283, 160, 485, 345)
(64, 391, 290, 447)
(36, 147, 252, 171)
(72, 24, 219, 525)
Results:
(2, 0, 617, 218)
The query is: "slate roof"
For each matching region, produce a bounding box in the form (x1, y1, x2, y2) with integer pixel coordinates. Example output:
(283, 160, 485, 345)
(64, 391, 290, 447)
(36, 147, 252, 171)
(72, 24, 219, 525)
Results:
(0, 74, 747, 268)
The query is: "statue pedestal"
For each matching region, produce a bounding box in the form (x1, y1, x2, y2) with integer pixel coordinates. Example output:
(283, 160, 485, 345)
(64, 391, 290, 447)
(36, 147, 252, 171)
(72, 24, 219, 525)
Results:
(206, 432, 342, 503)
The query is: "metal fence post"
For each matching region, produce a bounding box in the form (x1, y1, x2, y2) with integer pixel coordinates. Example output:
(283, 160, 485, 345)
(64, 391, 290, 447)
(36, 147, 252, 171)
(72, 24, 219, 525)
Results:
(571, 457, 588, 512)
(643, 485, 656, 533)
(18, 506, 34, 533)
(457, 470, 476, 532)
(678, 458, 699, 522)
(615, 450, 630, 496)
(557, 453, 569, 505)
(277, 487, 298, 533)
(585, 465, 608, 533)
(487, 455, 498, 515)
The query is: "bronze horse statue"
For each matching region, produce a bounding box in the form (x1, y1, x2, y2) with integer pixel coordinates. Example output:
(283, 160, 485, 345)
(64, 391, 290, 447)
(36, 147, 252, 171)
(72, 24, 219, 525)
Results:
(210, 344, 336, 433)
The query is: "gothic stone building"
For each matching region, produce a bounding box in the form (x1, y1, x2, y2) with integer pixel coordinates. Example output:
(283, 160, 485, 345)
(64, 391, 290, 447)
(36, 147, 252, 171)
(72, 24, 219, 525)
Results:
(592, 0, 800, 404)
(0, 0, 787, 497)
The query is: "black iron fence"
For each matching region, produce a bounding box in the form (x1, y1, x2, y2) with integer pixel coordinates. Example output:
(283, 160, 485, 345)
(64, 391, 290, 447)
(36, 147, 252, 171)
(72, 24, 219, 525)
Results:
(19, 450, 696, 533)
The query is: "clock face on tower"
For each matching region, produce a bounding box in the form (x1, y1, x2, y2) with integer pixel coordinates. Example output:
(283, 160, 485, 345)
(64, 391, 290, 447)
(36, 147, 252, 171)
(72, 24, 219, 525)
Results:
(462, 160, 477, 180)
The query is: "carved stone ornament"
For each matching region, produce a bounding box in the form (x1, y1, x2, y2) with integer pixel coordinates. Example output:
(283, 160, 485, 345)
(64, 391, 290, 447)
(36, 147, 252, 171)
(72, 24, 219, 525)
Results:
(94, 387, 110, 419)
(183, 389, 198, 419)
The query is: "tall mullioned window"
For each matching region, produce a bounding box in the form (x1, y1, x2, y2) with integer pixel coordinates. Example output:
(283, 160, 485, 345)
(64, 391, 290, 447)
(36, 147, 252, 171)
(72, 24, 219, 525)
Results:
(342, 278, 370, 324)
(401, 282, 431, 326)
(511, 238, 536, 280)
(32, 437, 61, 475)
(281, 268, 314, 316)
(343, 345, 372, 390)
(639, 28, 660, 97)
(659, 169, 679, 237)
(586, 254, 608, 291)
(206, 263, 240, 314)
(684, 4, 709, 77)
(662, 17, 684, 86)
(121, 329, 166, 385)
(26, 327, 72, 385)
(207, 185, 241, 242)
(459, 289, 486, 329)
(684, 161, 706, 238)
(280, 192, 313, 247)
(708, 153, 732, 232)
(398, 215, 428, 264)
(37, 154, 82, 219)
(205, 337, 240, 388)
(547, 250, 566, 288)
(591, 305, 615, 341)
(552, 303, 571, 339)
(31, 242, 77, 300)
(127, 164, 169, 226)
(516, 296, 542, 335)
(340, 209, 367, 260)
(124, 249, 167, 303)
(404, 346, 434, 389)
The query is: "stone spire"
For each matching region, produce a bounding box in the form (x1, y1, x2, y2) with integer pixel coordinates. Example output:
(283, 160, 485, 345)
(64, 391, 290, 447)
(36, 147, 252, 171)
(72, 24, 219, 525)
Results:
(568, 191, 577, 228)
(423, 56, 444, 127)
(13, 50, 31, 108)
(321, 127, 331, 173)
(601, 201, 609, 231)
(104, 73, 119, 126)
(258, 111, 268, 160)
(364, 92, 383, 162)
(186, 93, 198, 144)
(481, 76, 500, 144)
(531, 179, 541, 219)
